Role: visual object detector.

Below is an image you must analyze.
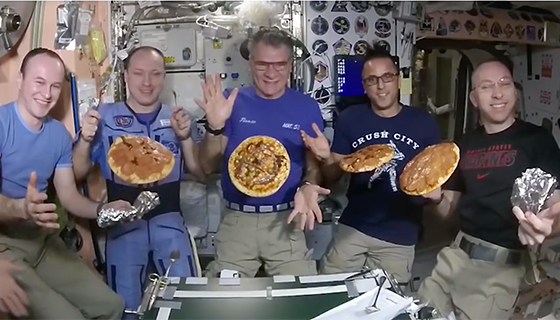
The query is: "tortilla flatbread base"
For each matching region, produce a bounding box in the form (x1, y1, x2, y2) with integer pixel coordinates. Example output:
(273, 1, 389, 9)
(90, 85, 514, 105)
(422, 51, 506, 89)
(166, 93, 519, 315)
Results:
(339, 144, 395, 173)
(107, 135, 175, 184)
(228, 135, 291, 198)
(399, 141, 460, 196)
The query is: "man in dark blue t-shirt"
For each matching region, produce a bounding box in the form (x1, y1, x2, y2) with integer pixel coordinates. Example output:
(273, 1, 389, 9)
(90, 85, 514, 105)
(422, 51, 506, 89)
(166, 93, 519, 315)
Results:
(303, 49, 441, 283)
(196, 28, 328, 277)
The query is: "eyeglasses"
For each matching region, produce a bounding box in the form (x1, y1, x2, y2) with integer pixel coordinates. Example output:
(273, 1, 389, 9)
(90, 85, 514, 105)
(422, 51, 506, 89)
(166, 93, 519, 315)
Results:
(362, 73, 398, 86)
(473, 77, 514, 93)
(253, 60, 291, 72)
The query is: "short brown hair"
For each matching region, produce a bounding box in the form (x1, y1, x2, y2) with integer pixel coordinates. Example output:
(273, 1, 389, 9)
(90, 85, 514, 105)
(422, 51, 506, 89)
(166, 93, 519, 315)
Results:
(249, 27, 294, 58)
(20, 48, 66, 78)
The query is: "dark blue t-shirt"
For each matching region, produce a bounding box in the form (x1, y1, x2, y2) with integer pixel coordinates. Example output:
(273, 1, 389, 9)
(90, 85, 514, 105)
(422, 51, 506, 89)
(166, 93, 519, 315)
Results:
(221, 87, 324, 209)
(332, 104, 441, 245)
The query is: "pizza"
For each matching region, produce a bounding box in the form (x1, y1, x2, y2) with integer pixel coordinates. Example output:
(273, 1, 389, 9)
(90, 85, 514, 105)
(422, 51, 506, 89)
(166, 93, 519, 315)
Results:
(399, 141, 460, 196)
(228, 136, 291, 197)
(339, 144, 395, 173)
(107, 135, 175, 184)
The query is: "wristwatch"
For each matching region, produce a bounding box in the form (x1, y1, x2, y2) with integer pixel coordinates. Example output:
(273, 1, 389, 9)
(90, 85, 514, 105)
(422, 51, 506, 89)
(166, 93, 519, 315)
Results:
(297, 180, 313, 192)
(204, 121, 225, 136)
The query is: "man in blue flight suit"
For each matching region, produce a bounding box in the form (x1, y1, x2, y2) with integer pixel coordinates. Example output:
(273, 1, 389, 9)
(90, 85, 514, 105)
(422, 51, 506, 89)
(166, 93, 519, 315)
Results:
(72, 46, 203, 316)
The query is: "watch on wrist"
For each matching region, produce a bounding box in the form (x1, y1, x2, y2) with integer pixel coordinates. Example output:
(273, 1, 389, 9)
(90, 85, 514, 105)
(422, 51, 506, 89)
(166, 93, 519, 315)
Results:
(297, 180, 313, 192)
(204, 121, 225, 136)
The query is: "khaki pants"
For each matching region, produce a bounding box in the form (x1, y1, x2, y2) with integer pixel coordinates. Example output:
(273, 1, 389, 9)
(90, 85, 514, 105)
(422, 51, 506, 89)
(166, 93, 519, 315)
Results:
(320, 223, 415, 283)
(418, 231, 525, 320)
(0, 231, 124, 319)
(205, 209, 317, 278)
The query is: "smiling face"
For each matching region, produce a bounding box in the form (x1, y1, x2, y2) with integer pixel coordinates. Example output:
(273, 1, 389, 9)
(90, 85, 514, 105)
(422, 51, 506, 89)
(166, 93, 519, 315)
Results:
(469, 61, 517, 128)
(362, 57, 400, 112)
(124, 48, 166, 110)
(17, 54, 65, 120)
(250, 42, 292, 99)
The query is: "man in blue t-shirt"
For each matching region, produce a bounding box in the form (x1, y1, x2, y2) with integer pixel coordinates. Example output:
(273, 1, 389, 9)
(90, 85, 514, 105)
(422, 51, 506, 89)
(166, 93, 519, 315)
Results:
(0, 48, 126, 318)
(72, 46, 203, 315)
(302, 49, 441, 283)
(196, 28, 329, 277)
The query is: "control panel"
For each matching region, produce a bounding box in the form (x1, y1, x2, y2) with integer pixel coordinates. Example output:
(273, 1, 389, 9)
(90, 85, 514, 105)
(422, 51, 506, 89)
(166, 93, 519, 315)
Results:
(204, 34, 252, 89)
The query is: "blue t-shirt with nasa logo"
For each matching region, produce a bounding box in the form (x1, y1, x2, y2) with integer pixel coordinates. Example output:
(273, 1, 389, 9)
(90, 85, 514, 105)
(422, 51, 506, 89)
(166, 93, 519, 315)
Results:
(221, 87, 324, 210)
(332, 104, 441, 245)
(87, 102, 200, 219)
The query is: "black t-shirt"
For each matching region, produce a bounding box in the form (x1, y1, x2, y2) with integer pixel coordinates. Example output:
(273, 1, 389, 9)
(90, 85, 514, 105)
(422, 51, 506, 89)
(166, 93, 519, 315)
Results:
(444, 120, 560, 249)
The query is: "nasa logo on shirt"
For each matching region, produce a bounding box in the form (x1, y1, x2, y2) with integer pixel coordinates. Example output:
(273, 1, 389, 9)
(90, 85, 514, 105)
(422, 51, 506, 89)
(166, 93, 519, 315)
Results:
(161, 140, 179, 155)
(114, 115, 134, 128)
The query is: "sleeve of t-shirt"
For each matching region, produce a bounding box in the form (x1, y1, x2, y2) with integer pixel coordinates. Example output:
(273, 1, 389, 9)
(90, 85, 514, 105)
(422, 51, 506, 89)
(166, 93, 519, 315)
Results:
(331, 116, 351, 155)
(56, 126, 74, 169)
(424, 112, 443, 146)
(442, 138, 465, 192)
(533, 131, 560, 186)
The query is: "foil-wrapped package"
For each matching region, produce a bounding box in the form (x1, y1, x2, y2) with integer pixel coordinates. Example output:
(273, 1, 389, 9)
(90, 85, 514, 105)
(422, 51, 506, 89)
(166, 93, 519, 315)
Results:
(97, 191, 160, 228)
(511, 168, 558, 214)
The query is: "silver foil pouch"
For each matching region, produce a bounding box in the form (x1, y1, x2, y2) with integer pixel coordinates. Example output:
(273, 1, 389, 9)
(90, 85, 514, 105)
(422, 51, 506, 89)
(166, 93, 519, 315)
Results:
(511, 168, 558, 214)
(97, 191, 160, 228)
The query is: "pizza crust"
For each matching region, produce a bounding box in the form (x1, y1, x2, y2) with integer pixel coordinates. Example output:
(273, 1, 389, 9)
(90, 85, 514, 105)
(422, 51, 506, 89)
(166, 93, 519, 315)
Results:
(107, 135, 175, 184)
(228, 135, 291, 198)
(339, 144, 395, 173)
(399, 141, 460, 196)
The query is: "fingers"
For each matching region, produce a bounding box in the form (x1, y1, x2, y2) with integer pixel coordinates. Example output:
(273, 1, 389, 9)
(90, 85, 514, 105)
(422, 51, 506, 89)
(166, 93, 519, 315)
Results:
(194, 98, 207, 111)
(227, 88, 239, 103)
(306, 212, 314, 231)
(205, 75, 216, 99)
(36, 221, 60, 230)
(311, 204, 323, 224)
(512, 206, 525, 221)
(311, 123, 323, 137)
(214, 74, 222, 94)
(28, 192, 48, 204)
(287, 208, 299, 224)
(317, 186, 331, 196)
(26, 172, 37, 194)
(3, 290, 29, 317)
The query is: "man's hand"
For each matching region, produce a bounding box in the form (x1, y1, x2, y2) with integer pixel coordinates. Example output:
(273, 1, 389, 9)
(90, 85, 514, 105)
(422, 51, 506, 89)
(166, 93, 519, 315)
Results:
(287, 184, 331, 230)
(0, 259, 29, 317)
(422, 187, 443, 203)
(21, 172, 59, 229)
(80, 109, 100, 143)
(513, 205, 558, 246)
(171, 107, 191, 141)
(194, 74, 238, 129)
(300, 123, 331, 161)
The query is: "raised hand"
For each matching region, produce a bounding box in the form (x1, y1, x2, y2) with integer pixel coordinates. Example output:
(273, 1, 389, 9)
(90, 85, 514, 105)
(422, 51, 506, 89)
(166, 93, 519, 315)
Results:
(287, 184, 331, 230)
(301, 123, 331, 161)
(22, 172, 59, 229)
(0, 259, 28, 317)
(171, 107, 191, 141)
(80, 109, 100, 143)
(194, 74, 238, 129)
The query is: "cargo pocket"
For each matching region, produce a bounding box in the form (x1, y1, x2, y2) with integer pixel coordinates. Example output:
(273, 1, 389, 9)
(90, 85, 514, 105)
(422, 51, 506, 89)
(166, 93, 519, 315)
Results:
(288, 228, 316, 274)
(214, 213, 239, 244)
(491, 291, 519, 316)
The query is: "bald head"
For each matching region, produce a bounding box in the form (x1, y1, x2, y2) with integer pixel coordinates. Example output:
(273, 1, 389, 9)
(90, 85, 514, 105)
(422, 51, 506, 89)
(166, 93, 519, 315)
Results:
(471, 60, 512, 88)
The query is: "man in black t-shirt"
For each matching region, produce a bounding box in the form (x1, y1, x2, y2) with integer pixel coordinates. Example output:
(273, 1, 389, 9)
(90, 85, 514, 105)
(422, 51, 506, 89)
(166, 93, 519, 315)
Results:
(418, 60, 560, 319)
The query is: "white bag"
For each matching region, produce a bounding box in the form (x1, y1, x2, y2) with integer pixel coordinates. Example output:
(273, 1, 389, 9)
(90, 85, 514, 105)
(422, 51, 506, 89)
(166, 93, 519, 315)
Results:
(180, 180, 208, 238)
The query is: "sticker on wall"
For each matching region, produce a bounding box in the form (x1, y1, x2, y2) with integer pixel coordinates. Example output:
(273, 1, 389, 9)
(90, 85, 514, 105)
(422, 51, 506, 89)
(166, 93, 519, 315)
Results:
(351, 1, 370, 13)
(355, 16, 369, 38)
(315, 62, 329, 83)
(333, 38, 352, 55)
(374, 2, 392, 16)
(314, 87, 331, 105)
(491, 22, 503, 38)
(504, 24, 514, 38)
(421, 16, 434, 32)
(479, 20, 488, 37)
(331, 1, 348, 12)
(333, 16, 351, 35)
(465, 20, 476, 35)
(311, 16, 329, 36)
(538, 28, 544, 42)
(449, 20, 461, 33)
(354, 40, 370, 55)
(480, 7, 494, 19)
(508, 11, 520, 21)
(540, 90, 552, 105)
(310, 1, 328, 13)
(372, 39, 391, 53)
(436, 17, 447, 36)
(515, 26, 525, 40)
(527, 26, 536, 41)
(312, 39, 328, 55)
(542, 54, 553, 78)
(375, 18, 392, 38)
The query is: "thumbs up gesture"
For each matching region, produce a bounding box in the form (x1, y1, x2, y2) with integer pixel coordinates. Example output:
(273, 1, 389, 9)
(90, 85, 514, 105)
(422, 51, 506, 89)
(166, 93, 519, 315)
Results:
(20, 172, 59, 229)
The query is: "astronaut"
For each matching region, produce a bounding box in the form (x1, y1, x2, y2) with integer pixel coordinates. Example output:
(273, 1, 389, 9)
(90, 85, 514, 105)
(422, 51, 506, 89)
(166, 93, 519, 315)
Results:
(72, 46, 203, 315)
